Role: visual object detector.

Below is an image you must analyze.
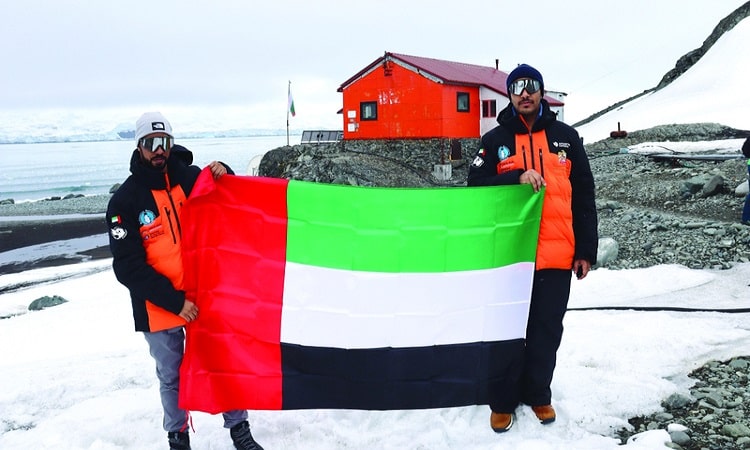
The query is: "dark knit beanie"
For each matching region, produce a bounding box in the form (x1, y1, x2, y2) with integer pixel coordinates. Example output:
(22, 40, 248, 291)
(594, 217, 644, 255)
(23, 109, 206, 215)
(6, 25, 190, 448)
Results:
(506, 64, 544, 93)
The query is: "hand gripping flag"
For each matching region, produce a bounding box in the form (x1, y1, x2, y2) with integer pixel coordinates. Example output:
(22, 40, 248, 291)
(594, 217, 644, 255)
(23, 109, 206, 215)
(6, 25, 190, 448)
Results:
(179, 169, 543, 412)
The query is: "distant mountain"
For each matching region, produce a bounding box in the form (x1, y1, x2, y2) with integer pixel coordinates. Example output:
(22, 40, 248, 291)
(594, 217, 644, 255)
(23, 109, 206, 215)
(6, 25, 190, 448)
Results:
(574, 1, 750, 141)
(655, 1, 750, 89)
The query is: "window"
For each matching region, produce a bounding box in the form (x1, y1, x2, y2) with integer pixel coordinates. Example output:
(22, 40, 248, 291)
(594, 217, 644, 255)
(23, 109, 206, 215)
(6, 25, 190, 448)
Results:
(361, 101, 378, 120)
(482, 100, 497, 118)
(457, 92, 470, 112)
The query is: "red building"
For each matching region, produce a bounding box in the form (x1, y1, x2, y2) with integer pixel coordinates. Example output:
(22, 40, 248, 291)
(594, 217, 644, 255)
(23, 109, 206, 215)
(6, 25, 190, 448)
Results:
(338, 52, 565, 140)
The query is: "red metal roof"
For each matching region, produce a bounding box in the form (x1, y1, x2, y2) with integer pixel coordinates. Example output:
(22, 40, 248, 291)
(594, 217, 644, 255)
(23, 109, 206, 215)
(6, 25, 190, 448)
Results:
(338, 52, 564, 107)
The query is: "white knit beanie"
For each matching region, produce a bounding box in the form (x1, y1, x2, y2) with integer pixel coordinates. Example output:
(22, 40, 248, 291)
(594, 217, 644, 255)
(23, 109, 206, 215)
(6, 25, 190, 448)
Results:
(134, 111, 173, 144)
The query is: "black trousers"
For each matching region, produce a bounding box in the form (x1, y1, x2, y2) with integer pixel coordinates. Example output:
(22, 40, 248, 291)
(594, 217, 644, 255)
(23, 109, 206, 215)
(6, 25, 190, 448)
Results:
(490, 268, 572, 412)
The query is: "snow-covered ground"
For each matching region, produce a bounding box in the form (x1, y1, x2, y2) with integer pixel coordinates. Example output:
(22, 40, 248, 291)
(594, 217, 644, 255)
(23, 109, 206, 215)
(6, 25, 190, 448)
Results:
(1, 259, 749, 449)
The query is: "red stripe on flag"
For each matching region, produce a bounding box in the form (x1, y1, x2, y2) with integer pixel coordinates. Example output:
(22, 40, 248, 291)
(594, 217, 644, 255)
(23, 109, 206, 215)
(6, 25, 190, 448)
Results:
(180, 171, 289, 412)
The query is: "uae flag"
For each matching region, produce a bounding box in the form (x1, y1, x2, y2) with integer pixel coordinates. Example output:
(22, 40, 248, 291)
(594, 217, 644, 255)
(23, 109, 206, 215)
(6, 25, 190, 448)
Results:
(179, 169, 543, 413)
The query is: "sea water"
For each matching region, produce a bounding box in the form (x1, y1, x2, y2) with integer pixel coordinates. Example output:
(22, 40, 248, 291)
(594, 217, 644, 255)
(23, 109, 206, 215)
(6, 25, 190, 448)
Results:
(0, 135, 293, 202)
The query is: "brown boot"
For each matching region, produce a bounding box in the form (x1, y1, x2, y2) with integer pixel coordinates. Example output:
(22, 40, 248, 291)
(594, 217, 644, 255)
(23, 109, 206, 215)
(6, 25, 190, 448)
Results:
(531, 404, 556, 424)
(490, 412, 514, 433)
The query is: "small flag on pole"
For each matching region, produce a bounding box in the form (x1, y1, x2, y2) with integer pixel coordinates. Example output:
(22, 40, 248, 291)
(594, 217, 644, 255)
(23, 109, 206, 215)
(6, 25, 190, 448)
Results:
(288, 82, 296, 117)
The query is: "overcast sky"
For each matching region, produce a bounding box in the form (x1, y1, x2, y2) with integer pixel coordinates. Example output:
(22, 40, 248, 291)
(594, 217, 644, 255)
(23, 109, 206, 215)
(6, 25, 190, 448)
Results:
(1, 0, 746, 130)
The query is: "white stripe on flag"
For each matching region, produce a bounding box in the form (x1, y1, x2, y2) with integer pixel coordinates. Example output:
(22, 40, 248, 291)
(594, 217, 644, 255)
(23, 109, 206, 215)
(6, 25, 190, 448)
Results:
(280, 262, 534, 349)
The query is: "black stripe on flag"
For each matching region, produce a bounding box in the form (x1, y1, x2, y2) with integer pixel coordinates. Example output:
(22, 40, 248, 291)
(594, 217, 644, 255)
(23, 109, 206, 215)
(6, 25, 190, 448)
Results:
(280, 340, 524, 410)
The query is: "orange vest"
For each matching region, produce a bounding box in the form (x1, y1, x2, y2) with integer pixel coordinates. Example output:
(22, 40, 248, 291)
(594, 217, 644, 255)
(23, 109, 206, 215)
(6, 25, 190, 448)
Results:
(497, 129, 575, 269)
(140, 180, 188, 331)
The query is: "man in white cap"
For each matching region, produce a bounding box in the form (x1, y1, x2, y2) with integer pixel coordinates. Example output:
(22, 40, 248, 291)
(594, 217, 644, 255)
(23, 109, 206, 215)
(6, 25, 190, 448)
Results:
(106, 112, 264, 450)
(468, 64, 598, 432)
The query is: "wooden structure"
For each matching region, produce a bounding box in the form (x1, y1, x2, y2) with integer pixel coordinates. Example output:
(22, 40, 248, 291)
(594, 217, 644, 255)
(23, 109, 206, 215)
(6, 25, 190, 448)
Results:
(337, 52, 564, 140)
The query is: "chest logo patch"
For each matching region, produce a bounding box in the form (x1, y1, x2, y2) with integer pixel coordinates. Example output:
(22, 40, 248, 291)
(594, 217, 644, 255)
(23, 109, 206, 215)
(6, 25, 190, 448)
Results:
(139, 210, 156, 226)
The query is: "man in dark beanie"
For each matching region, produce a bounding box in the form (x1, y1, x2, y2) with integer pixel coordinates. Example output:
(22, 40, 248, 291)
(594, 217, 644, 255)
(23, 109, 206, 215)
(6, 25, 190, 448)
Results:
(467, 64, 598, 432)
(504, 63, 545, 96)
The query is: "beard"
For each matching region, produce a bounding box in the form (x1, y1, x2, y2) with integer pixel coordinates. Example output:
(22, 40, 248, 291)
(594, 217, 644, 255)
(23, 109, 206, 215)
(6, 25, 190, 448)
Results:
(150, 156, 167, 170)
(139, 151, 168, 172)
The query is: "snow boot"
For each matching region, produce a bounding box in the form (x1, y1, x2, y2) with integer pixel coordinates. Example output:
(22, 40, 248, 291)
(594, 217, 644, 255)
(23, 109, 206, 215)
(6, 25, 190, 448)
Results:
(230, 421, 264, 450)
(167, 431, 190, 450)
(532, 404, 556, 424)
(490, 412, 514, 433)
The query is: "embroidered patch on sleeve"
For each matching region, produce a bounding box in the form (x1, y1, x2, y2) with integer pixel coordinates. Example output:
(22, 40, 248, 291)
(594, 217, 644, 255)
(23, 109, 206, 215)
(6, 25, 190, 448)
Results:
(110, 227, 127, 240)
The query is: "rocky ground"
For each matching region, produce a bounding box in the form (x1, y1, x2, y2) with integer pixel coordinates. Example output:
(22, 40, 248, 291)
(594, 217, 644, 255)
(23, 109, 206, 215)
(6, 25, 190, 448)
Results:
(589, 148, 750, 270)
(587, 126, 750, 449)
(616, 356, 750, 449)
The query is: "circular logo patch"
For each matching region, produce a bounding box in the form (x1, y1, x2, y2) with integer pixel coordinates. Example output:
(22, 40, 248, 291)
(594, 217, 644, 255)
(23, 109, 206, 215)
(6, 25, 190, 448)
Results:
(138, 210, 156, 225)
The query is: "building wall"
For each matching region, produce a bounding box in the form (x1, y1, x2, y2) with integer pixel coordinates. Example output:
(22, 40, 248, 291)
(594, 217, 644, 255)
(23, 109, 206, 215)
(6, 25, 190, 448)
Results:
(440, 84, 481, 138)
(479, 86, 509, 136)
(545, 90, 567, 122)
(342, 63, 480, 140)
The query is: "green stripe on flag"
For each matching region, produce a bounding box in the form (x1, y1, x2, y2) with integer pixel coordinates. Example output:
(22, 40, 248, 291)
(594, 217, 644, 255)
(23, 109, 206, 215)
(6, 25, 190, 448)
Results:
(285, 181, 543, 273)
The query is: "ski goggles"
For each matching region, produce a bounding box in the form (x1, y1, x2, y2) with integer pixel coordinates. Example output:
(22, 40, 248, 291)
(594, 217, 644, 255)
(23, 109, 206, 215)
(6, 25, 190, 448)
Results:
(508, 78, 542, 96)
(139, 136, 173, 153)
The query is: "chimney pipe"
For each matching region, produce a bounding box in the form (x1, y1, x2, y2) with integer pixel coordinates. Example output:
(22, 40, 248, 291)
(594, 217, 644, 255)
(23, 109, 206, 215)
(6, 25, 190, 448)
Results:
(495, 59, 499, 70)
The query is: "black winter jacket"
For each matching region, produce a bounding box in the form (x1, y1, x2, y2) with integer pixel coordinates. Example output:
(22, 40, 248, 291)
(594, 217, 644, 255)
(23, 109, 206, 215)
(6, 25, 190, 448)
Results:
(106, 146, 232, 332)
(467, 100, 599, 265)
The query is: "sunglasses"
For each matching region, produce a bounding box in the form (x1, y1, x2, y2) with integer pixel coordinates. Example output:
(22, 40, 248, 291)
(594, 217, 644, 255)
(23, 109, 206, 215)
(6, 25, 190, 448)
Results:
(140, 136, 173, 153)
(508, 78, 541, 96)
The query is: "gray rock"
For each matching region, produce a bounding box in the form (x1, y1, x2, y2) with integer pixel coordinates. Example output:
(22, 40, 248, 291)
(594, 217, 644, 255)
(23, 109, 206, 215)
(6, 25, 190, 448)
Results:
(700, 174, 725, 197)
(728, 358, 749, 370)
(683, 175, 711, 195)
(734, 180, 748, 197)
(703, 391, 725, 408)
(595, 237, 619, 267)
(668, 430, 691, 446)
(663, 393, 692, 409)
(28, 295, 68, 311)
(722, 423, 750, 438)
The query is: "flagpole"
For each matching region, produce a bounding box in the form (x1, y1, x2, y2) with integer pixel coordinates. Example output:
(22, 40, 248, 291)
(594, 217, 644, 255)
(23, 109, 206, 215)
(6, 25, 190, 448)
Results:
(286, 80, 291, 146)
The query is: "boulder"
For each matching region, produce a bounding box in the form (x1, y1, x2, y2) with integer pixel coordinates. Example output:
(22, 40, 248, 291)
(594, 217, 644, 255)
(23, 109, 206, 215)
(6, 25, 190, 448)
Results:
(28, 295, 68, 311)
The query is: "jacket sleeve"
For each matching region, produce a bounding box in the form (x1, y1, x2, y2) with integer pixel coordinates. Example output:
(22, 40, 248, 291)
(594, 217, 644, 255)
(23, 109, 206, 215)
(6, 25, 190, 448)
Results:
(567, 128, 599, 264)
(467, 133, 523, 186)
(106, 190, 185, 315)
(219, 161, 235, 175)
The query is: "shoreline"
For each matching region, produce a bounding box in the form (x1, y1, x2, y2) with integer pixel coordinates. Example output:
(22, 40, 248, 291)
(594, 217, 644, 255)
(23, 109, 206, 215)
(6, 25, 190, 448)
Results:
(0, 195, 111, 275)
(0, 193, 111, 217)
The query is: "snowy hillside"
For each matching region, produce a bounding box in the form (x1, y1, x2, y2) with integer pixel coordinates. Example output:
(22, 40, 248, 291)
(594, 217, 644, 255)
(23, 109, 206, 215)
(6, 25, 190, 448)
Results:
(577, 16, 750, 143)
